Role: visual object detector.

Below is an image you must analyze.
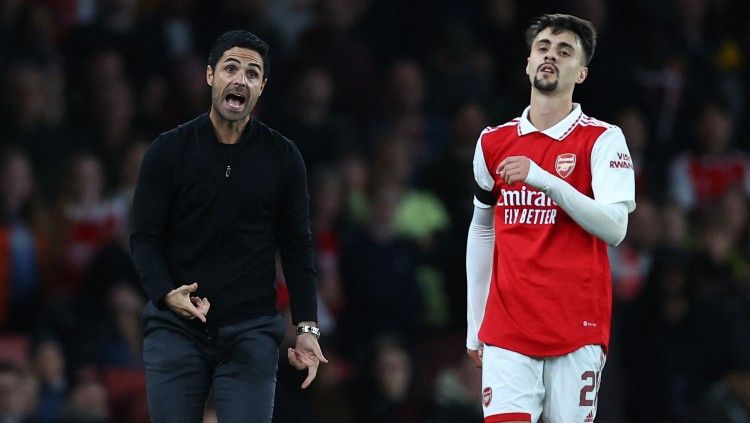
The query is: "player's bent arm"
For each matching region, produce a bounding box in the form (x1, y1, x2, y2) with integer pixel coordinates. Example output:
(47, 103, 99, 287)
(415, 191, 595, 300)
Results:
(466, 205, 494, 350)
(525, 161, 629, 246)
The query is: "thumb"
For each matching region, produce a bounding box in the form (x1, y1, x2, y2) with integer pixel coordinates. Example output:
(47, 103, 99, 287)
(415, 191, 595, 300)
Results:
(314, 349, 328, 364)
(185, 282, 198, 293)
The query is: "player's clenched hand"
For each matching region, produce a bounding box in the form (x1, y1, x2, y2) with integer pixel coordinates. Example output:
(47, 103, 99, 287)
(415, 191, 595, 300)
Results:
(164, 283, 209, 323)
(467, 344, 484, 368)
(497, 156, 532, 185)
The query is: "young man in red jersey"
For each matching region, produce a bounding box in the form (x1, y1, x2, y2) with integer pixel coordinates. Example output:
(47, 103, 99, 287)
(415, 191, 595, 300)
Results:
(466, 14, 635, 423)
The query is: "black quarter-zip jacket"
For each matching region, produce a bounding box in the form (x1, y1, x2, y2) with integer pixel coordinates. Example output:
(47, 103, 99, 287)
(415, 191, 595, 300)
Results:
(130, 113, 317, 326)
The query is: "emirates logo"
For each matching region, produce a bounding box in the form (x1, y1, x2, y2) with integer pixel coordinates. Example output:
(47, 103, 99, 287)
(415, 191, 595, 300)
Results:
(555, 153, 576, 178)
(482, 387, 492, 407)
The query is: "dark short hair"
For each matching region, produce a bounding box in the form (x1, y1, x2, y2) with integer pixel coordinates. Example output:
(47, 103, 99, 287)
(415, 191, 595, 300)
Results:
(525, 14, 597, 65)
(207, 30, 270, 78)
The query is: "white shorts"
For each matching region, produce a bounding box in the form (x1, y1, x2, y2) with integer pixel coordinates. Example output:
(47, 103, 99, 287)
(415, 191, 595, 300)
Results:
(481, 344, 605, 423)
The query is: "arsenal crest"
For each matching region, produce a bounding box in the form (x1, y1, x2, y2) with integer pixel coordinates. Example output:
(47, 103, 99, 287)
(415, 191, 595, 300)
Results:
(483, 387, 492, 407)
(555, 153, 576, 178)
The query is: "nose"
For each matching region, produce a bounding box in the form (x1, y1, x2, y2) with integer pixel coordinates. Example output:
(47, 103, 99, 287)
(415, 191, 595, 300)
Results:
(544, 53, 556, 63)
(233, 73, 249, 87)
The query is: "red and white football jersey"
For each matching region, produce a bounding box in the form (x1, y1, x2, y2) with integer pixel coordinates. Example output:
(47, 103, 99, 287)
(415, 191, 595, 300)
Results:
(473, 104, 635, 357)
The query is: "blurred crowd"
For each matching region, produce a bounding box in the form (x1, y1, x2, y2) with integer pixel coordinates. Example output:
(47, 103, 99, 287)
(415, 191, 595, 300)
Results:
(1, 0, 749, 422)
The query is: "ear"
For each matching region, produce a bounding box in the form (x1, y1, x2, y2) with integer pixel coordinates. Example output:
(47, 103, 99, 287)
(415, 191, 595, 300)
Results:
(576, 66, 588, 84)
(206, 65, 214, 86)
(525, 57, 531, 76)
(259, 79, 267, 96)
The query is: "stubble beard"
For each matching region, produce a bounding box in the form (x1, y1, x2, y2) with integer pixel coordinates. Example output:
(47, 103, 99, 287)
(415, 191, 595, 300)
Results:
(217, 106, 249, 122)
(212, 88, 253, 123)
(533, 76, 558, 92)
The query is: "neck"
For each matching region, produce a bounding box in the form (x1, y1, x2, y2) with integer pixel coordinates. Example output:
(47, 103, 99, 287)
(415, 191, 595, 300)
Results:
(528, 89, 574, 131)
(209, 108, 251, 144)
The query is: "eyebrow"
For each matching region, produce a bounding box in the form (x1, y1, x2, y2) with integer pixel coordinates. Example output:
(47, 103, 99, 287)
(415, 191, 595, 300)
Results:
(535, 39, 576, 51)
(222, 58, 262, 70)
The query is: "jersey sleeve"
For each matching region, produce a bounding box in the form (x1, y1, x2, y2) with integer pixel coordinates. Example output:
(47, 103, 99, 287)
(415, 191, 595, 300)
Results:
(590, 127, 636, 212)
(472, 132, 497, 208)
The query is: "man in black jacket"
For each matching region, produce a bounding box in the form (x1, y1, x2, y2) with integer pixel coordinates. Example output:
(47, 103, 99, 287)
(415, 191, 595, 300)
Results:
(130, 30, 326, 423)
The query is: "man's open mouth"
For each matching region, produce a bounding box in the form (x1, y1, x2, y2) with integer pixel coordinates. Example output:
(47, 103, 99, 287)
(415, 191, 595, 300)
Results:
(225, 93, 247, 109)
(538, 64, 556, 74)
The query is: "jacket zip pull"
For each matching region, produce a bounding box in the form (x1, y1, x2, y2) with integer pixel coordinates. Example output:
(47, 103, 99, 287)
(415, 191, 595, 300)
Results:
(225, 165, 231, 178)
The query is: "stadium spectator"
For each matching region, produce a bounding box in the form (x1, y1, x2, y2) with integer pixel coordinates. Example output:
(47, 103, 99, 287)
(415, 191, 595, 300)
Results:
(669, 101, 750, 211)
(272, 67, 357, 175)
(31, 338, 68, 422)
(52, 153, 118, 295)
(0, 147, 49, 332)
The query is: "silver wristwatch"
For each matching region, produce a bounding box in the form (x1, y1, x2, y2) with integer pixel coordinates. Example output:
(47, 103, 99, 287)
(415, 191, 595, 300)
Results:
(296, 325, 321, 339)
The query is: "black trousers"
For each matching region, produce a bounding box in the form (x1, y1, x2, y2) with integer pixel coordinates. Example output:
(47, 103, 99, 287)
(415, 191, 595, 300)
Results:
(142, 301, 286, 423)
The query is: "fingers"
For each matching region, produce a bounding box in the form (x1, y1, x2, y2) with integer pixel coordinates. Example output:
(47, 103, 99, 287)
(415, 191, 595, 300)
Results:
(294, 350, 319, 389)
(186, 303, 206, 322)
(287, 348, 315, 370)
(498, 157, 517, 184)
(498, 156, 530, 185)
(190, 297, 210, 322)
(470, 354, 482, 368)
(287, 348, 321, 389)
(497, 156, 520, 172)
(310, 343, 328, 364)
(287, 348, 305, 370)
(190, 297, 211, 313)
(466, 349, 483, 368)
(165, 284, 209, 322)
(301, 361, 318, 389)
(295, 331, 328, 363)
(182, 297, 205, 322)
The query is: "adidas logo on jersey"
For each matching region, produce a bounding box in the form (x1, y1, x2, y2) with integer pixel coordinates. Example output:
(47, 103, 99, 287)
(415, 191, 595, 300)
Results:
(584, 410, 594, 422)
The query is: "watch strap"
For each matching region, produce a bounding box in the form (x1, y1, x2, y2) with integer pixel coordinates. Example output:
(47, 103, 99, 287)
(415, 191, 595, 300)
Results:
(296, 325, 321, 338)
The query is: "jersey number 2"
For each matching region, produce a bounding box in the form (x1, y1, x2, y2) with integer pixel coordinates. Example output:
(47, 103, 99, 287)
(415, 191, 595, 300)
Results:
(579, 371, 599, 406)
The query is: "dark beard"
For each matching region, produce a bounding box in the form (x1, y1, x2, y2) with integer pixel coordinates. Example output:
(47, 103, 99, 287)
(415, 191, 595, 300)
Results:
(212, 88, 253, 122)
(533, 76, 558, 92)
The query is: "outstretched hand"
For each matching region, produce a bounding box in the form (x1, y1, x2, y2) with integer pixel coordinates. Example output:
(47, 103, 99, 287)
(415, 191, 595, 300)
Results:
(288, 330, 328, 389)
(164, 283, 210, 323)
